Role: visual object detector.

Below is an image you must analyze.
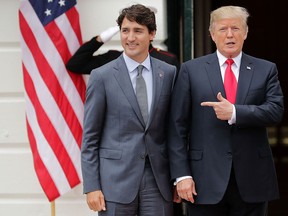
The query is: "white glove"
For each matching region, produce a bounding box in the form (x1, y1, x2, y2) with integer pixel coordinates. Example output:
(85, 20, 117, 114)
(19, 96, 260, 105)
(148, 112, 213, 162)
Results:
(99, 26, 119, 43)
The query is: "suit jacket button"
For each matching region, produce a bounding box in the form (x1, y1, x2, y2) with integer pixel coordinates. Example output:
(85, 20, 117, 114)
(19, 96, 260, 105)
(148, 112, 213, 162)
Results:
(226, 152, 232, 159)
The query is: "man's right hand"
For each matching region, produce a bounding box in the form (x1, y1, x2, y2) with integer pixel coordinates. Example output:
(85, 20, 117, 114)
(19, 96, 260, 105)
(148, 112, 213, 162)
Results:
(176, 178, 197, 203)
(86, 190, 106, 212)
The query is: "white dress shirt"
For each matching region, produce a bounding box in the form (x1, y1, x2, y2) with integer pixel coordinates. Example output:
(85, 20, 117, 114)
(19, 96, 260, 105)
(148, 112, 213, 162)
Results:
(123, 53, 153, 113)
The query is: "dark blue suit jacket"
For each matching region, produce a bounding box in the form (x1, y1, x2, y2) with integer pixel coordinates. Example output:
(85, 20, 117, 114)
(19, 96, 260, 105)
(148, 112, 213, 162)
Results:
(168, 52, 284, 204)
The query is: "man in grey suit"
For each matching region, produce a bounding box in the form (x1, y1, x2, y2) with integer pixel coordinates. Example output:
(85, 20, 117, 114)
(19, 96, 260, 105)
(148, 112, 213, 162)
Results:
(168, 5, 284, 216)
(81, 4, 176, 216)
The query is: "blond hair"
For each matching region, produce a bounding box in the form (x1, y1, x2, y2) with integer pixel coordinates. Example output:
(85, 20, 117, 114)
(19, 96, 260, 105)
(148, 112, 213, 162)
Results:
(209, 6, 249, 33)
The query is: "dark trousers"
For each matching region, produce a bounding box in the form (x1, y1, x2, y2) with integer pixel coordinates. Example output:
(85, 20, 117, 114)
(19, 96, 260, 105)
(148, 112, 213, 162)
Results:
(173, 202, 184, 216)
(99, 161, 173, 216)
(186, 169, 267, 216)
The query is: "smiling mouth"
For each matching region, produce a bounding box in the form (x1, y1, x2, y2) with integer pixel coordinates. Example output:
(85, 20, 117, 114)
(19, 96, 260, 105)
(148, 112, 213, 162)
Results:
(126, 44, 137, 50)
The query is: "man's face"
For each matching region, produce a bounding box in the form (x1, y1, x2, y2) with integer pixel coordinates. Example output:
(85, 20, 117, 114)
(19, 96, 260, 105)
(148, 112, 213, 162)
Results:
(210, 18, 247, 58)
(120, 17, 155, 63)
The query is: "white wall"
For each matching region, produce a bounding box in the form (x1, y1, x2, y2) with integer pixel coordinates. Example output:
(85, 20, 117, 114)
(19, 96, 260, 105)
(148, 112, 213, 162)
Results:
(0, 0, 167, 215)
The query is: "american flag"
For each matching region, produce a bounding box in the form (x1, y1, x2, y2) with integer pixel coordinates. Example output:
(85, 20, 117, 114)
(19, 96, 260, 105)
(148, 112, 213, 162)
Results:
(19, 0, 86, 201)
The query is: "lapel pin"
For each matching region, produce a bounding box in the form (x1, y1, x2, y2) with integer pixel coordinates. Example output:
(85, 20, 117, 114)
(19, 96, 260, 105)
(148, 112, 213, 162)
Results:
(159, 73, 164, 78)
(247, 66, 251, 70)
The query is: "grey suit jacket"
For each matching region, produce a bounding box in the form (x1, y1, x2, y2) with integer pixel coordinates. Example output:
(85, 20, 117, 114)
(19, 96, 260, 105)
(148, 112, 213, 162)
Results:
(168, 52, 284, 204)
(81, 54, 176, 203)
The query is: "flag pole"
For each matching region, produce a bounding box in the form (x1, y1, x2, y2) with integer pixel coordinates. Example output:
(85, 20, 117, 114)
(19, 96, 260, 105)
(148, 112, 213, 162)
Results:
(51, 201, 55, 216)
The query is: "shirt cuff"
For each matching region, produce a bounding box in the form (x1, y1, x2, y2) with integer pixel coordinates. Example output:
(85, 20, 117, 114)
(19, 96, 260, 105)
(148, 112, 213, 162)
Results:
(228, 104, 236, 125)
(174, 176, 193, 186)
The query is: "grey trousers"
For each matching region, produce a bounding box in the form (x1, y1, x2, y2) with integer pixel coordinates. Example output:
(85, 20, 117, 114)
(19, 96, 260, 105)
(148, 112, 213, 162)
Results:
(99, 162, 173, 216)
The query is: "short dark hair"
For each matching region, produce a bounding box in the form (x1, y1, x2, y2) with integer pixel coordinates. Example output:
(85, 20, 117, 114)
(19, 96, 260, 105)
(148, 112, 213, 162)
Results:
(117, 4, 157, 33)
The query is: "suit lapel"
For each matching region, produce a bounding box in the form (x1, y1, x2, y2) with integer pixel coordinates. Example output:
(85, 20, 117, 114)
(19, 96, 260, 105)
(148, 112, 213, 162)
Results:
(113, 55, 145, 126)
(146, 58, 164, 129)
(206, 53, 226, 99)
(236, 53, 254, 104)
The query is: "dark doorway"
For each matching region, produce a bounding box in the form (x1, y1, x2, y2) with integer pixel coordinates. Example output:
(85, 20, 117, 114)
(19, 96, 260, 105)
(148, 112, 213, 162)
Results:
(167, 0, 288, 215)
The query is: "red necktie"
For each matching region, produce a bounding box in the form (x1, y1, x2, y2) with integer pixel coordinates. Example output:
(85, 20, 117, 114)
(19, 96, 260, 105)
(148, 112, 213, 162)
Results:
(224, 59, 237, 104)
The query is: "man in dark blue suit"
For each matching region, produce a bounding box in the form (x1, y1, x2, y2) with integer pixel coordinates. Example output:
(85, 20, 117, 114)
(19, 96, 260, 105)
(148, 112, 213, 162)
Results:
(168, 5, 284, 216)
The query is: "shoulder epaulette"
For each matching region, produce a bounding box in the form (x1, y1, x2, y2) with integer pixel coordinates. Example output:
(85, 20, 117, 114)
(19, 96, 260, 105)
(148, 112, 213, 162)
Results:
(149, 47, 176, 58)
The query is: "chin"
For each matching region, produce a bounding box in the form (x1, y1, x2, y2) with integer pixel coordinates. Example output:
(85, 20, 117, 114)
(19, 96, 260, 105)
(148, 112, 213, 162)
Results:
(126, 50, 138, 57)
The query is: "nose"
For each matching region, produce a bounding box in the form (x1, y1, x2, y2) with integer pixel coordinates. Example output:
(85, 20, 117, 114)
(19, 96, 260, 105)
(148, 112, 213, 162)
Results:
(227, 28, 233, 37)
(127, 32, 135, 41)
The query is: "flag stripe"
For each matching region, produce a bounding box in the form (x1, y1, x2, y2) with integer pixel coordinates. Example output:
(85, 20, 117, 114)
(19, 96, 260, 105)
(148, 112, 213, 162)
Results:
(20, 1, 85, 130)
(65, 6, 82, 46)
(23, 64, 81, 187)
(25, 94, 71, 197)
(46, 19, 86, 105)
(19, 11, 83, 148)
(45, 21, 71, 64)
(26, 121, 60, 201)
(54, 12, 81, 58)
(19, 22, 82, 181)
(24, 78, 71, 195)
(19, 0, 86, 201)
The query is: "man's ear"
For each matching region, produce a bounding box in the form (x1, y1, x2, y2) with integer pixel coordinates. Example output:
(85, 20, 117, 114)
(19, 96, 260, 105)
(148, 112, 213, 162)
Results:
(210, 31, 216, 42)
(150, 30, 156, 41)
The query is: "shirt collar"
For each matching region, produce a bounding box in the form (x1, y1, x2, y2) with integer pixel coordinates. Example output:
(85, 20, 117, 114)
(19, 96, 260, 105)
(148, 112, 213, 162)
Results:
(123, 52, 151, 73)
(216, 50, 242, 68)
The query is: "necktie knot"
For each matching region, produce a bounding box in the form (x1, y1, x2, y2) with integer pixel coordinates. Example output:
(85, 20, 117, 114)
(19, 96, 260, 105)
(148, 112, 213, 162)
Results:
(226, 58, 234, 66)
(137, 65, 144, 76)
